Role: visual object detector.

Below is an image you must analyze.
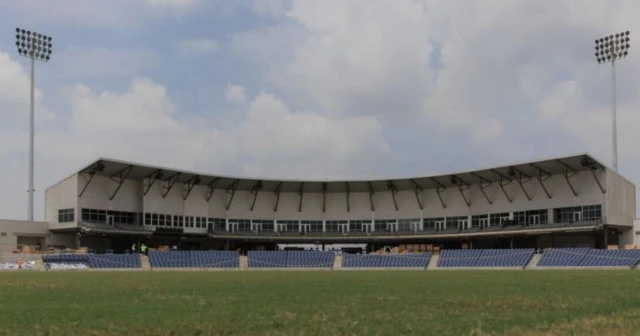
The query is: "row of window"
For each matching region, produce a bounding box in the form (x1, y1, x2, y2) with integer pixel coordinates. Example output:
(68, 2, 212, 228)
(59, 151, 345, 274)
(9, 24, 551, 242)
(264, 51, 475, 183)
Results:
(69, 205, 602, 231)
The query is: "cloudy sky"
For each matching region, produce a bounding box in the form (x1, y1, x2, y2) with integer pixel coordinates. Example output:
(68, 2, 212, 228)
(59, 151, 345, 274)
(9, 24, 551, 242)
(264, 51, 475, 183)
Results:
(0, 0, 638, 221)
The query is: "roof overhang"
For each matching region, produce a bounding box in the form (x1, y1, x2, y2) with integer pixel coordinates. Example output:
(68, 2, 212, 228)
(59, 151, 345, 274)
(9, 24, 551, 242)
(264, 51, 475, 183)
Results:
(68, 153, 613, 193)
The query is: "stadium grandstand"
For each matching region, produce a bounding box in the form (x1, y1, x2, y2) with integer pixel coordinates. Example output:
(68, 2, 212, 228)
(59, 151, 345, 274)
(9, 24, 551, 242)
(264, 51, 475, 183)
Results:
(2, 152, 640, 271)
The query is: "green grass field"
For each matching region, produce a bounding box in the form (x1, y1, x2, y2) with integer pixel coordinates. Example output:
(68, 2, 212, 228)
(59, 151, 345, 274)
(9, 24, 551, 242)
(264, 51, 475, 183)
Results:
(0, 271, 639, 336)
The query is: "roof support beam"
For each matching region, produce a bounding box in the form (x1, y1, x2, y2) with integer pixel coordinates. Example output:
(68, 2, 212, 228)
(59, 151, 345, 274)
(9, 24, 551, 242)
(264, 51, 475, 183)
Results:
(491, 169, 513, 203)
(410, 179, 424, 210)
(430, 177, 447, 209)
(250, 180, 263, 211)
(225, 179, 240, 210)
(273, 182, 283, 212)
(143, 170, 163, 196)
(322, 183, 327, 213)
(78, 162, 105, 198)
(367, 182, 375, 212)
(205, 177, 220, 202)
(470, 173, 492, 205)
(450, 175, 471, 207)
(556, 159, 578, 196)
(298, 182, 305, 212)
(387, 181, 399, 211)
(345, 182, 350, 212)
(108, 165, 133, 201)
(530, 164, 552, 199)
(161, 172, 181, 198)
(581, 156, 606, 194)
(508, 167, 532, 201)
(182, 175, 201, 201)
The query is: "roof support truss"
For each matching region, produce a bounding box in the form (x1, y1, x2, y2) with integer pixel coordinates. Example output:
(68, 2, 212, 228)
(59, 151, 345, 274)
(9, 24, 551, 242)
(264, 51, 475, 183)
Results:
(205, 177, 220, 202)
(491, 169, 513, 203)
(273, 182, 283, 212)
(161, 172, 181, 198)
(143, 170, 163, 196)
(430, 177, 447, 209)
(225, 179, 240, 210)
(410, 179, 424, 210)
(108, 165, 133, 201)
(345, 182, 350, 212)
(182, 175, 201, 201)
(590, 169, 606, 194)
(530, 164, 552, 199)
(508, 167, 532, 201)
(470, 173, 492, 205)
(450, 175, 471, 207)
(322, 183, 327, 213)
(298, 182, 305, 212)
(581, 156, 605, 194)
(250, 180, 263, 211)
(367, 182, 375, 212)
(387, 181, 399, 211)
(78, 162, 105, 198)
(556, 159, 578, 196)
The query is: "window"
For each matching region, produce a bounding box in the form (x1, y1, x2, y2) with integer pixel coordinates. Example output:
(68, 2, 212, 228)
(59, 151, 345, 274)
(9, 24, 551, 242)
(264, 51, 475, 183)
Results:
(423, 217, 445, 231)
(301, 220, 323, 232)
(554, 206, 582, 223)
(582, 205, 602, 221)
(374, 219, 394, 232)
(152, 214, 159, 226)
(159, 214, 166, 227)
(489, 213, 509, 227)
(144, 213, 152, 225)
(81, 208, 106, 224)
(398, 218, 419, 232)
(58, 209, 75, 223)
(471, 214, 488, 228)
(175, 216, 184, 228)
(208, 218, 226, 231)
(195, 217, 202, 228)
(325, 221, 343, 233)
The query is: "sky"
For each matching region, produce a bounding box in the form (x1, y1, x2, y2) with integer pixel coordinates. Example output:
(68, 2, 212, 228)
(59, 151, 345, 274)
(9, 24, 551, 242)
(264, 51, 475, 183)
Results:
(0, 0, 639, 221)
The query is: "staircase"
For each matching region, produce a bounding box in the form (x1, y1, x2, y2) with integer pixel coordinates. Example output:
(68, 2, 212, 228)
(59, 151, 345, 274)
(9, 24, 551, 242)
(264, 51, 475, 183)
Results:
(239, 255, 248, 270)
(32, 258, 45, 271)
(427, 253, 439, 270)
(332, 254, 342, 270)
(526, 253, 541, 269)
(140, 255, 152, 271)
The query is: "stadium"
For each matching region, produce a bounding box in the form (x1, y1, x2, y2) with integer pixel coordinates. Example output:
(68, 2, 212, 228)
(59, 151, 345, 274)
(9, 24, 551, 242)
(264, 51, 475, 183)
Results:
(2, 151, 639, 268)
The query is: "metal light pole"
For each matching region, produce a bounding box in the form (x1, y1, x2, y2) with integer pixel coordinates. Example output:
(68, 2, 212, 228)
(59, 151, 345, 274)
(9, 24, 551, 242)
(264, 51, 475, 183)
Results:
(14, 28, 53, 221)
(595, 31, 630, 173)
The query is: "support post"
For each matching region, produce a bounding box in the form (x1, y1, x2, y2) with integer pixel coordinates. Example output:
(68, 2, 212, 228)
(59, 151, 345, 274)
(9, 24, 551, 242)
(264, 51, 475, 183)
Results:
(556, 159, 578, 196)
(345, 182, 350, 212)
(430, 177, 447, 209)
(205, 177, 220, 202)
(322, 183, 327, 213)
(298, 182, 304, 212)
(143, 170, 163, 196)
(161, 173, 181, 198)
(410, 179, 424, 210)
(182, 175, 201, 201)
(367, 182, 375, 212)
(109, 165, 134, 200)
(470, 173, 492, 205)
(387, 181, 399, 211)
(508, 167, 532, 201)
(28, 57, 35, 221)
(250, 180, 263, 211)
(491, 169, 513, 203)
(530, 164, 552, 199)
(225, 179, 239, 210)
(273, 182, 283, 212)
(78, 173, 96, 199)
(450, 175, 471, 207)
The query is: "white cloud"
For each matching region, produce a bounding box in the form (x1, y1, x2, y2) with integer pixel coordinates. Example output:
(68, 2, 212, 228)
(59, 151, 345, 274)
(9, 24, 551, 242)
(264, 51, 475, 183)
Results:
(175, 38, 220, 57)
(224, 84, 247, 106)
(55, 48, 158, 79)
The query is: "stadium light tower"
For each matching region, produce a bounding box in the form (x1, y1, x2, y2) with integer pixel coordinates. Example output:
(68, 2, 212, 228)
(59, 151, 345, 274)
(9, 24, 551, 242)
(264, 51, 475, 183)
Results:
(14, 28, 53, 221)
(595, 31, 630, 173)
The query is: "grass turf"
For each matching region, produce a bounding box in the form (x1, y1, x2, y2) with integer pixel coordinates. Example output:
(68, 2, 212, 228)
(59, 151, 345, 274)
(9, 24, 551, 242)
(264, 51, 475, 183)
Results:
(0, 270, 639, 335)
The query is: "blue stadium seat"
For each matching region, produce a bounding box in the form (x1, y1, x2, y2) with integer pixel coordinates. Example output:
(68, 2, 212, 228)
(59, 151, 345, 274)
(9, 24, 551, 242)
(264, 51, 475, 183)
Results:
(437, 249, 534, 268)
(88, 254, 141, 268)
(342, 253, 431, 268)
(247, 251, 334, 268)
(148, 251, 239, 268)
(536, 248, 590, 267)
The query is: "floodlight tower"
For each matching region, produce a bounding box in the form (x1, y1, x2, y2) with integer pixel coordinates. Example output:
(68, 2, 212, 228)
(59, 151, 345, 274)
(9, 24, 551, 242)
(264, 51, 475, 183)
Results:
(14, 28, 53, 221)
(595, 31, 630, 173)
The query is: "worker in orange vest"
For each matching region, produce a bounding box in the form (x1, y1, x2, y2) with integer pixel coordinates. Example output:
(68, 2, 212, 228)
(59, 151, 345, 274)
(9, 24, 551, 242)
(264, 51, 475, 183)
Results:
(17, 258, 23, 269)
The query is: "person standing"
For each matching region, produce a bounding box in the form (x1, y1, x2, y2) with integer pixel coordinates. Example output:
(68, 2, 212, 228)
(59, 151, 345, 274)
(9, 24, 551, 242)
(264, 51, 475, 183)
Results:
(140, 243, 147, 255)
(131, 243, 137, 254)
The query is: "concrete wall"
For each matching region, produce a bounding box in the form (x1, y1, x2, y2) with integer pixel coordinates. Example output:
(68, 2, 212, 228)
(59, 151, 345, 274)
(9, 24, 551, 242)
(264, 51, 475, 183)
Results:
(0, 220, 49, 254)
(137, 171, 606, 221)
(45, 174, 78, 230)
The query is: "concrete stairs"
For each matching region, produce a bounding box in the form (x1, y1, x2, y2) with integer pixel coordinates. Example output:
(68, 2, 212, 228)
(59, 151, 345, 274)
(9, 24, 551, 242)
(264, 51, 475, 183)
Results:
(32, 258, 45, 271)
(239, 255, 248, 270)
(332, 254, 342, 270)
(140, 255, 152, 271)
(526, 253, 541, 269)
(427, 253, 439, 270)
